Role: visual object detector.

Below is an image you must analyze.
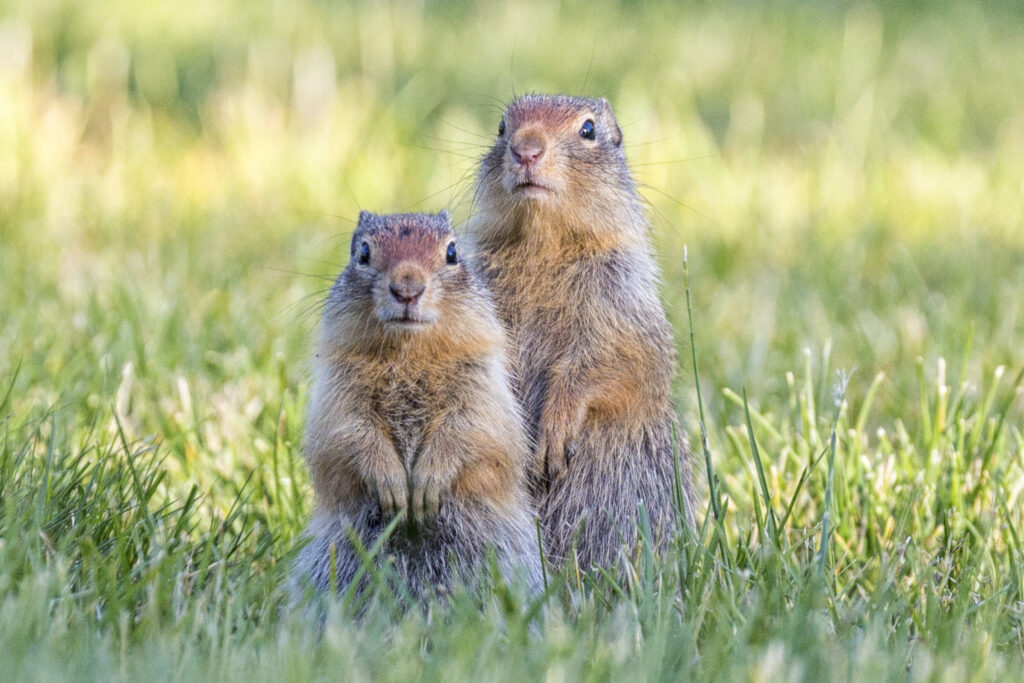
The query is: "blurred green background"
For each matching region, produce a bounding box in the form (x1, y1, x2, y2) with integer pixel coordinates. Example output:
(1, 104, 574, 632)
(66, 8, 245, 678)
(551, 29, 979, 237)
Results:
(3, 0, 1024, 506)
(2, 0, 1024, 677)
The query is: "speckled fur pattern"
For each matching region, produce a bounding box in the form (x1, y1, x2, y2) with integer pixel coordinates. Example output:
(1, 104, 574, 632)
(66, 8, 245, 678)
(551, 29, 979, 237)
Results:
(471, 95, 697, 570)
(296, 499, 541, 600)
(294, 210, 542, 600)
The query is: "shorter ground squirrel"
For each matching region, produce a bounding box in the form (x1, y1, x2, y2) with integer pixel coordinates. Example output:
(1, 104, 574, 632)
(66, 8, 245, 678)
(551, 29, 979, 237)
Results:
(294, 210, 542, 600)
(472, 94, 697, 571)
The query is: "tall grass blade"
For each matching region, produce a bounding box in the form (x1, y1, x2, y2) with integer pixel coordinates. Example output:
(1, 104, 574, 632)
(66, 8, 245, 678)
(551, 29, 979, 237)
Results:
(682, 246, 719, 522)
(818, 372, 850, 576)
(742, 388, 777, 545)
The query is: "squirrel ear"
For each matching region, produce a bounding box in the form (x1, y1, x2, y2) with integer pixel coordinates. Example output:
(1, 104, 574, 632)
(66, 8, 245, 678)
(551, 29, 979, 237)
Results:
(357, 210, 373, 226)
(598, 98, 623, 147)
(437, 209, 451, 225)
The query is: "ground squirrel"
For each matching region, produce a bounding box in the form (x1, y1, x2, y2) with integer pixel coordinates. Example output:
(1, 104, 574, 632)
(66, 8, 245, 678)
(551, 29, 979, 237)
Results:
(471, 94, 696, 570)
(294, 210, 542, 600)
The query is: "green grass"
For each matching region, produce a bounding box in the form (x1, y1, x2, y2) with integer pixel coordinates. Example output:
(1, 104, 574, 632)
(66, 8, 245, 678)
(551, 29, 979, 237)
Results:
(2, 0, 1023, 679)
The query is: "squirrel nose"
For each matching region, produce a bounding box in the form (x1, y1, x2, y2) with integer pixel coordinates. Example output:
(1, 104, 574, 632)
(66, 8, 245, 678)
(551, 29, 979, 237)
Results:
(389, 281, 425, 305)
(510, 136, 546, 168)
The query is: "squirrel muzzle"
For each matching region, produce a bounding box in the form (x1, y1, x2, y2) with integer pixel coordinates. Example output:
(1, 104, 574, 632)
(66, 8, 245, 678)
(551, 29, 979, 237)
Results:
(388, 263, 427, 305)
(377, 261, 436, 328)
(509, 128, 547, 169)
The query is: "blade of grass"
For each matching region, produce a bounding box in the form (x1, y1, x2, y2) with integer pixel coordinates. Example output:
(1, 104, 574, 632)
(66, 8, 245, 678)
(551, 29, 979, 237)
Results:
(743, 388, 777, 545)
(818, 371, 850, 576)
(682, 246, 720, 523)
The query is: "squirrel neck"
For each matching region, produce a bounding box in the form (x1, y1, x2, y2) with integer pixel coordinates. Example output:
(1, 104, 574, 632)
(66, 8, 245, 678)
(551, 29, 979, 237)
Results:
(474, 199, 645, 257)
(320, 306, 501, 367)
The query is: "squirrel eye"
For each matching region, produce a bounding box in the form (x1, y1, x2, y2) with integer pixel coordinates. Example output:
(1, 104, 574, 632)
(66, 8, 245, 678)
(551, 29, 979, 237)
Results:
(358, 241, 371, 264)
(498, 118, 506, 136)
(446, 242, 458, 265)
(580, 119, 596, 140)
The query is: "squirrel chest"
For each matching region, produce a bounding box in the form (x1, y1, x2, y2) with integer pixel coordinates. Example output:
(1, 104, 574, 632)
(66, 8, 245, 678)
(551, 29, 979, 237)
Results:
(364, 358, 473, 464)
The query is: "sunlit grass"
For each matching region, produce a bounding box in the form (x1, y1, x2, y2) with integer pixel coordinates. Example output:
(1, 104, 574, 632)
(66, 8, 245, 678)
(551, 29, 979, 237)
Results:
(1, 0, 1023, 679)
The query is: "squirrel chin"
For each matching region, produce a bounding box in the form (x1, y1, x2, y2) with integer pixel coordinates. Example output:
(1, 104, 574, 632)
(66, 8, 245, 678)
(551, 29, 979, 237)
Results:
(506, 171, 559, 199)
(513, 183, 554, 199)
(378, 315, 436, 331)
(375, 301, 439, 330)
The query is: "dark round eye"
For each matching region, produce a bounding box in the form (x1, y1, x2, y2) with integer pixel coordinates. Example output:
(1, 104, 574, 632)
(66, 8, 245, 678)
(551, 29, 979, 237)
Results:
(358, 241, 370, 264)
(446, 242, 458, 265)
(580, 119, 596, 140)
(498, 118, 506, 136)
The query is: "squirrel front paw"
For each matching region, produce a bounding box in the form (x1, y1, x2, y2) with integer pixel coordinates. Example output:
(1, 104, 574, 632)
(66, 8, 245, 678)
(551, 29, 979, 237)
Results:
(410, 471, 450, 523)
(369, 469, 408, 518)
(536, 420, 573, 483)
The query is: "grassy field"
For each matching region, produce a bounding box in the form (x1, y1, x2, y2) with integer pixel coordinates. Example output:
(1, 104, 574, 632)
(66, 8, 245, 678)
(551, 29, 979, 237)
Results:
(2, 0, 1024, 679)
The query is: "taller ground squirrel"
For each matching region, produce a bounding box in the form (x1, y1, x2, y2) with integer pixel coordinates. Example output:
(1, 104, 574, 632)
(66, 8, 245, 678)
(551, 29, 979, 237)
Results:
(472, 95, 696, 570)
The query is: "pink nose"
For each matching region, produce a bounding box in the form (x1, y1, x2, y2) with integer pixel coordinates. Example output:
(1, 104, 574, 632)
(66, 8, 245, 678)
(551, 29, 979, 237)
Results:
(510, 140, 545, 167)
(390, 282, 424, 305)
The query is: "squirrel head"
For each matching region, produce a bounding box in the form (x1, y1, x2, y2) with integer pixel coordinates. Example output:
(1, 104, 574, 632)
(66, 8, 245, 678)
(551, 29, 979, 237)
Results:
(320, 210, 502, 359)
(474, 95, 643, 246)
(337, 210, 468, 333)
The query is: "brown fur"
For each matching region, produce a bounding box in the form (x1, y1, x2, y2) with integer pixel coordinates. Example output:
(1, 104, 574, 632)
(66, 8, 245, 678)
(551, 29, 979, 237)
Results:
(471, 95, 697, 571)
(294, 210, 542, 600)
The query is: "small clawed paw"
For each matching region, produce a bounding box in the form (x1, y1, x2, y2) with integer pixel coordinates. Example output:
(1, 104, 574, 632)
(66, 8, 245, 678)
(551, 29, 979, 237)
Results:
(410, 474, 444, 523)
(538, 424, 571, 482)
(373, 475, 408, 518)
